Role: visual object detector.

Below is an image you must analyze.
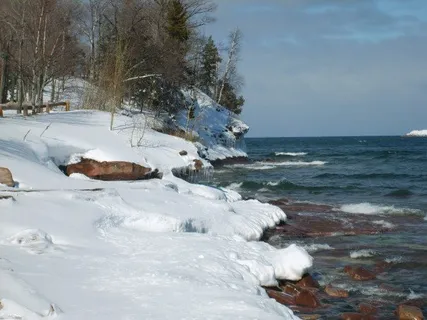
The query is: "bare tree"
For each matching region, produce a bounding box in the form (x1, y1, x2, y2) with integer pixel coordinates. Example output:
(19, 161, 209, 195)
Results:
(217, 28, 242, 105)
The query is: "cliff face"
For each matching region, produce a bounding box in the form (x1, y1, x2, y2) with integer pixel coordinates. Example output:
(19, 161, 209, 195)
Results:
(177, 89, 249, 161)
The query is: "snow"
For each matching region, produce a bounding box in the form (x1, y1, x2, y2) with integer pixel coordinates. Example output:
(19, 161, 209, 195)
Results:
(405, 129, 427, 137)
(0, 110, 310, 319)
(177, 89, 249, 161)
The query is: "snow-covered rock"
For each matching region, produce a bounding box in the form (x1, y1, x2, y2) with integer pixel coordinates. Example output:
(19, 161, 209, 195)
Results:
(177, 89, 249, 161)
(405, 129, 427, 137)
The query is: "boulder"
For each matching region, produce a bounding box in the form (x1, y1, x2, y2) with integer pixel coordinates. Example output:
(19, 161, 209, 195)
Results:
(0, 167, 14, 187)
(296, 273, 320, 289)
(295, 289, 321, 308)
(324, 285, 349, 298)
(344, 266, 376, 281)
(265, 289, 296, 306)
(66, 158, 161, 181)
(396, 305, 424, 320)
(179, 150, 188, 156)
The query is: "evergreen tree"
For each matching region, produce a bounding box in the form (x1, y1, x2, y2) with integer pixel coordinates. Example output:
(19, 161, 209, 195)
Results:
(167, 0, 190, 42)
(220, 81, 244, 115)
(200, 36, 221, 97)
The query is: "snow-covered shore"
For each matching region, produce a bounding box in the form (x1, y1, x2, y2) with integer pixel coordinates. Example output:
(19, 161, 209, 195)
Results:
(405, 129, 427, 137)
(0, 110, 311, 319)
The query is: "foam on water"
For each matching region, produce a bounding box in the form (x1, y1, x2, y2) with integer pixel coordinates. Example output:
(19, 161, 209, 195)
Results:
(302, 243, 334, 253)
(339, 203, 422, 215)
(350, 249, 376, 259)
(275, 152, 307, 157)
(372, 220, 395, 229)
(257, 161, 327, 167)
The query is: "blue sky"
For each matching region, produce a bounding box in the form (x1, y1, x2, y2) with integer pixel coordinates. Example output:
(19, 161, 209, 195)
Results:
(205, 0, 427, 137)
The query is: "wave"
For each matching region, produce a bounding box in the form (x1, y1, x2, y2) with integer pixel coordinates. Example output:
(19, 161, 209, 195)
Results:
(226, 160, 326, 170)
(302, 243, 334, 253)
(385, 189, 414, 198)
(274, 152, 307, 157)
(350, 249, 376, 259)
(339, 203, 422, 215)
(257, 160, 326, 167)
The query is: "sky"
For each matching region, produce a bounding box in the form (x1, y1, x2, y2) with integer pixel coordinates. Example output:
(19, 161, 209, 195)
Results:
(205, 0, 427, 137)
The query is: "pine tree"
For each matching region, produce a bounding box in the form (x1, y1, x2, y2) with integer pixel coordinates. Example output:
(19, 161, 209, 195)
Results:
(220, 81, 244, 115)
(166, 0, 190, 42)
(200, 36, 221, 97)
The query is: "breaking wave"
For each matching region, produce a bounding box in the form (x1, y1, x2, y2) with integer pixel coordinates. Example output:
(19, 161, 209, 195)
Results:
(274, 152, 308, 157)
(339, 203, 422, 216)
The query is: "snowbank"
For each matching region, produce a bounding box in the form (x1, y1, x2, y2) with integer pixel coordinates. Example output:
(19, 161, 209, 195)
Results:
(0, 111, 310, 319)
(405, 129, 427, 137)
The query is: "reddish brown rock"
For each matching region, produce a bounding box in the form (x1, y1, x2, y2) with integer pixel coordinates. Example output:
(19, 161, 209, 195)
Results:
(359, 303, 378, 315)
(66, 158, 160, 181)
(265, 289, 296, 306)
(280, 283, 300, 296)
(193, 159, 203, 171)
(396, 304, 424, 320)
(296, 273, 320, 289)
(324, 285, 349, 298)
(344, 266, 376, 281)
(295, 289, 321, 308)
(0, 167, 14, 187)
(341, 313, 377, 320)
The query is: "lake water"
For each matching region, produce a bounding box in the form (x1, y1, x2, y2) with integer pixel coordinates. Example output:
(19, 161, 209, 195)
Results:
(211, 136, 427, 318)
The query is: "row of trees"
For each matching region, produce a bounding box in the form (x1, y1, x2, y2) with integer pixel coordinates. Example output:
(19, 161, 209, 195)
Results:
(0, 0, 245, 117)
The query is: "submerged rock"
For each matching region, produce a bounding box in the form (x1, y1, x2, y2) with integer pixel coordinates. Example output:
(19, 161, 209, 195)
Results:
(0, 167, 14, 187)
(341, 313, 377, 320)
(324, 285, 349, 298)
(344, 266, 376, 281)
(359, 303, 378, 315)
(66, 158, 161, 181)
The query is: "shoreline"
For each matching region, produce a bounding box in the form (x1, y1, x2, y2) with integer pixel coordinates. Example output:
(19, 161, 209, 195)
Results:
(261, 198, 426, 319)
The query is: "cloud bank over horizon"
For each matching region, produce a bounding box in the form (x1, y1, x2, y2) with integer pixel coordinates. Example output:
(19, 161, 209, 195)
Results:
(206, 0, 427, 137)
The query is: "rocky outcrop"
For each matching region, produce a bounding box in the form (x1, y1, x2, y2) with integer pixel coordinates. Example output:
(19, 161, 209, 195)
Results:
(0, 167, 14, 187)
(65, 159, 162, 181)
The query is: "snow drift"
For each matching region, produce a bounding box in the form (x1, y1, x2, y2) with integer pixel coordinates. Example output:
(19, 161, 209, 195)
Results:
(0, 110, 310, 319)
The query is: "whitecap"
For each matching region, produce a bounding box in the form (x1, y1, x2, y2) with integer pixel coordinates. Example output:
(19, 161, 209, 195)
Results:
(225, 182, 243, 191)
(275, 152, 307, 157)
(385, 256, 404, 263)
(350, 249, 376, 259)
(302, 243, 334, 253)
(257, 161, 326, 167)
(407, 290, 424, 300)
(372, 220, 395, 229)
(339, 203, 422, 215)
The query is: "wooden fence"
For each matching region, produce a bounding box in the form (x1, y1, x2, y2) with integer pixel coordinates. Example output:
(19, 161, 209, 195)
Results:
(0, 101, 70, 117)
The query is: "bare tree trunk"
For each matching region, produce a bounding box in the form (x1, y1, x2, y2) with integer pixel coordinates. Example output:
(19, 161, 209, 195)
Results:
(217, 28, 241, 105)
(0, 53, 8, 104)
